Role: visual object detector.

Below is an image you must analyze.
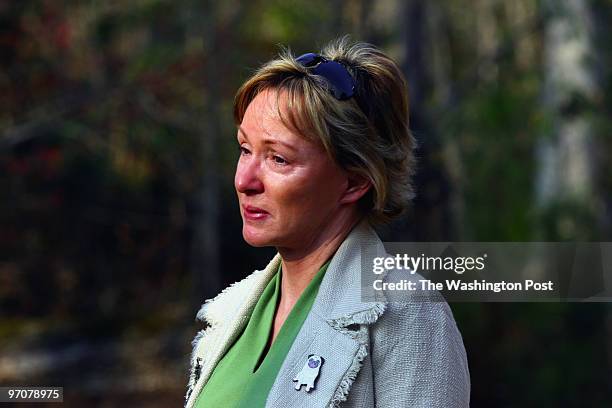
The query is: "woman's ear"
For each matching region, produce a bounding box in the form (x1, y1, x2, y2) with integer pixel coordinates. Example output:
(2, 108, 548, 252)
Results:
(340, 172, 372, 205)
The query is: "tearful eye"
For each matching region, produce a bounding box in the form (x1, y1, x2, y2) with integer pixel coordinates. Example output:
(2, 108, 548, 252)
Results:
(272, 155, 287, 165)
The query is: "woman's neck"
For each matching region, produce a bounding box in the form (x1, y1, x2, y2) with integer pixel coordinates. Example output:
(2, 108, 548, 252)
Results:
(276, 210, 362, 308)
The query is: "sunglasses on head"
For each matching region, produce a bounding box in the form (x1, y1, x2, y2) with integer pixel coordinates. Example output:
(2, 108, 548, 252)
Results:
(296, 53, 355, 101)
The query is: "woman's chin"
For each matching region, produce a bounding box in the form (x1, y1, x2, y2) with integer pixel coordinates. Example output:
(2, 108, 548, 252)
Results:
(242, 226, 273, 247)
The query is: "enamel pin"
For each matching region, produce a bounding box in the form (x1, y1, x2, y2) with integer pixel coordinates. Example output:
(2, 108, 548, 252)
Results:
(293, 354, 324, 392)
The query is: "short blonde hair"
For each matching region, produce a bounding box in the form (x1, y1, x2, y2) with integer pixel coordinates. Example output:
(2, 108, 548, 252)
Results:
(234, 37, 416, 224)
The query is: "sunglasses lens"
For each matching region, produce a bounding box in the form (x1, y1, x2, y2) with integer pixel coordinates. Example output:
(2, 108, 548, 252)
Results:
(296, 53, 320, 67)
(311, 61, 354, 100)
(296, 53, 355, 100)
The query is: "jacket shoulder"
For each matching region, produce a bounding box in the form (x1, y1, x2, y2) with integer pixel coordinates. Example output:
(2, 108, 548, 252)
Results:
(370, 298, 471, 407)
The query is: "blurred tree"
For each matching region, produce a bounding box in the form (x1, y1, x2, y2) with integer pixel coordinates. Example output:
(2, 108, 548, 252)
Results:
(536, 0, 603, 241)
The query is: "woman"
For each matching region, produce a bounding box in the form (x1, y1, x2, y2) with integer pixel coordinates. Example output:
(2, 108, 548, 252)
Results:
(185, 37, 470, 408)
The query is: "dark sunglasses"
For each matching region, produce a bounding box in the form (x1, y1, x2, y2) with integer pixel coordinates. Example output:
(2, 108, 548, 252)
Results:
(296, 53, 355, 100)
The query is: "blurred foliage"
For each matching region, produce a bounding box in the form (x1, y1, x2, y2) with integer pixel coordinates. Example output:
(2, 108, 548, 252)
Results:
(1, 0, 612, 406)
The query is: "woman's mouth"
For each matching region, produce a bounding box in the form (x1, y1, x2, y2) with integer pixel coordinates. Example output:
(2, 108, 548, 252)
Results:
(243, 205, 270, 221)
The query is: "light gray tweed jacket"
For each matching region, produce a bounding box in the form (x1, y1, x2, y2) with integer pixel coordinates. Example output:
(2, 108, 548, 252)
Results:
(185, 221, 471, 407)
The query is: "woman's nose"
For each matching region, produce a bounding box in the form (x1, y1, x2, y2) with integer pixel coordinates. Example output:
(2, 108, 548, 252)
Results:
(235, 157, 264, 194)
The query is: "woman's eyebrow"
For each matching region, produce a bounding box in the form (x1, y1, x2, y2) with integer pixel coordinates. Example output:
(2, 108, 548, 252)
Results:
(237, 126, 298, 152)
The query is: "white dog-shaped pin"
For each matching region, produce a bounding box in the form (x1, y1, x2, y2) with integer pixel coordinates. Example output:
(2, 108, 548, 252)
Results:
(293, 354, 324, 392)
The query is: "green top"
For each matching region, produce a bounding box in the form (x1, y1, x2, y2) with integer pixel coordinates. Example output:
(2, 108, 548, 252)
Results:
(194, 261, 329, 408)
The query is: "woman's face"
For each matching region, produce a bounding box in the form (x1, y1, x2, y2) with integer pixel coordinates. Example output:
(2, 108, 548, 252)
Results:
(235, 89, 349, 249)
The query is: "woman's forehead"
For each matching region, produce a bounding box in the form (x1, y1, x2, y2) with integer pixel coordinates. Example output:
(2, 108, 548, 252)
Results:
(243, 89, 286, 123)
(239, 89, 312, 145)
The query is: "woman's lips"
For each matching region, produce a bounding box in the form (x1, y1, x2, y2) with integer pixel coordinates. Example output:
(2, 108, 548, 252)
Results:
(243, 205, 270, 221)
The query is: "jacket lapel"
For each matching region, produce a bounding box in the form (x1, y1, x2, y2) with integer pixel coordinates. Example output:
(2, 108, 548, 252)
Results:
(267, 220, 387, 408)
(185, 254, 282, 408)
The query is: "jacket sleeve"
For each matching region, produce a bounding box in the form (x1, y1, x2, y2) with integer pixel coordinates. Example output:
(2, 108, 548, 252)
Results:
(370, 299, 471, 407)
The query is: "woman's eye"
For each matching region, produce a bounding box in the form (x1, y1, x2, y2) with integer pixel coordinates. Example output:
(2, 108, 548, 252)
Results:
(272, 155, 287, 165)
(239, 146, 250, 155)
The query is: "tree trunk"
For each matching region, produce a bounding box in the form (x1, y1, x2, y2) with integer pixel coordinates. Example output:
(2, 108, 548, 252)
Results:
(536, 0, 601, 240)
